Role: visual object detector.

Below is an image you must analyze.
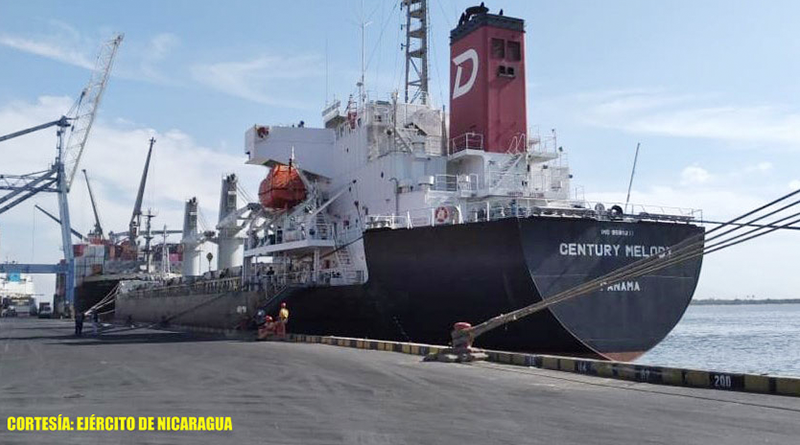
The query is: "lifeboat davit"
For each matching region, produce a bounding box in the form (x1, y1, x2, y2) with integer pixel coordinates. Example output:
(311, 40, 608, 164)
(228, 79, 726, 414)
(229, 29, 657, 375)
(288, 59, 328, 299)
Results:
(258, 164, 306, 209)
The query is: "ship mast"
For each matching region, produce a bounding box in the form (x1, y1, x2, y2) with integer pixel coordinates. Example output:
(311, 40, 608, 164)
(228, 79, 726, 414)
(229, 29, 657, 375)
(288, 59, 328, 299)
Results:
(402, 0, 429, 104)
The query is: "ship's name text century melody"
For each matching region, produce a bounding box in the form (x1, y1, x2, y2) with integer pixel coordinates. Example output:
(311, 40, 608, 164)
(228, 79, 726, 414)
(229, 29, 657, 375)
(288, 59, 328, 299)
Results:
(559, 243, 671, 258)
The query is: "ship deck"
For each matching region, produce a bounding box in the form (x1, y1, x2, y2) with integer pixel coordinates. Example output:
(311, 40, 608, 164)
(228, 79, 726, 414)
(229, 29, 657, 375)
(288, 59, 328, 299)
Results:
(2, 317, 799, 444)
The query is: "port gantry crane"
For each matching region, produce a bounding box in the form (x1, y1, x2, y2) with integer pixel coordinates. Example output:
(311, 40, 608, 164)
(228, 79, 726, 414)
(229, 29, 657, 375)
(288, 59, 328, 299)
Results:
(0, 34, 123, 310)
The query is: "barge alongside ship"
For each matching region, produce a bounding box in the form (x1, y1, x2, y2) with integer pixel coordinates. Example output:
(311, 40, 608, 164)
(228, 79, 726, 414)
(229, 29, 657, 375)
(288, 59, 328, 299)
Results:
(112, 4, 704, 360)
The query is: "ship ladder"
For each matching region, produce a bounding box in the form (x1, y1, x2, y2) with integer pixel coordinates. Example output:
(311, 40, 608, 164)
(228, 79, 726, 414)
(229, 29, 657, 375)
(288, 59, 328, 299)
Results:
(334, 246, 358, 284)
(489, 153, 523, 190)
(314, 213, 330, 240)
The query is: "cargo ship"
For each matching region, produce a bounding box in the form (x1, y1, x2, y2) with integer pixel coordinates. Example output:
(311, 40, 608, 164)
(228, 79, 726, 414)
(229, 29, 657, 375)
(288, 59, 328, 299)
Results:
(114, 3, 704, 360)
(56, 138, 184, 316)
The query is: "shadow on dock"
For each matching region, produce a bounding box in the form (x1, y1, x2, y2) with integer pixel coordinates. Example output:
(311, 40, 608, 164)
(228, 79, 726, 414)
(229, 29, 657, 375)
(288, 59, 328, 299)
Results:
(3, 325, 235, 346)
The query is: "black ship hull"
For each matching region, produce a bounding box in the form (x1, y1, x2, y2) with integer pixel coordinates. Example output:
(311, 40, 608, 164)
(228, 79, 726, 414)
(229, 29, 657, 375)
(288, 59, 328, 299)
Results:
(75, 278, 120, 314)
(269, 216, 703, 360)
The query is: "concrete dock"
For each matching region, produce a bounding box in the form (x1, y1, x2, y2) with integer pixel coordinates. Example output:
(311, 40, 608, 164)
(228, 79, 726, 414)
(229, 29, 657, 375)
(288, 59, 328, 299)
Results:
(1, 318, 799, 444)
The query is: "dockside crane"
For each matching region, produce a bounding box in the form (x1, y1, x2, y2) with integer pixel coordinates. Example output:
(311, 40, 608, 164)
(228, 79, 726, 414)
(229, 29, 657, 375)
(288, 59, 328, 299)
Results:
(0, 34, 123, 309)
(82, 169, 104, 241)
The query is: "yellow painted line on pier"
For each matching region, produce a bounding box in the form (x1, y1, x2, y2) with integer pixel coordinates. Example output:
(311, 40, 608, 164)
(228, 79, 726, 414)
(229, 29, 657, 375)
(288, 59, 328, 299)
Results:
(744, 375, 770, 394)
(776, 378, 800, 397)
(595, 362, 614, 378)
(685, 370, 710, 387)
(616, 365, 637, 381)
(559, 358, 576, 373)
(661, 368, 683, 386)
(279, 333, 800, 398)
(542, 357, 559, 370)
(496, 352, 513, 364)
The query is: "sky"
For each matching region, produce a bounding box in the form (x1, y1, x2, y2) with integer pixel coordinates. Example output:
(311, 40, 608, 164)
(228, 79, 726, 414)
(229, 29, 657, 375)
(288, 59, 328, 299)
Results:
(1, 0, 799, 302)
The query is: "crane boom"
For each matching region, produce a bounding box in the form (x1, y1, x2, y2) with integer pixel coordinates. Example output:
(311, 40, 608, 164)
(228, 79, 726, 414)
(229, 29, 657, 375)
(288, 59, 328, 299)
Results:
(62, 33, 124, 191)
(82, 169, 103, 239)
(0, 117, 70, 143)
(129, 137, 156, 240)
(34, 205, 85, 240)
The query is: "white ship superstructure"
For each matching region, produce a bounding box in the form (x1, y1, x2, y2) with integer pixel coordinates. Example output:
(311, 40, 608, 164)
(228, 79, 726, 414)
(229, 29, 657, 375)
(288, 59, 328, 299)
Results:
(241, 98, 576, 288)
(0, 272, 35, 299)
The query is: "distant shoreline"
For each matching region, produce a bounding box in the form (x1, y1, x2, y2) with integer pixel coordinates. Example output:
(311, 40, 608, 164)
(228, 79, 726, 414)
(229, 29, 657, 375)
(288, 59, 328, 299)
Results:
(692, 299, 800, 306)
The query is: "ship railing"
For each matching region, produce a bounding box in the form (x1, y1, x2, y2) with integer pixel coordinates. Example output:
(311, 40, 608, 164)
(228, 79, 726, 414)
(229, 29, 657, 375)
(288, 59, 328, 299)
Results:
(126, 276, 244, 299)
(432, 174, 479, 192)
(449, 132, 484, 155)
(279, 223, 334, 243)
(365, 198, 701, 230)
(315, 269, 365, 286)
(465, 199, 701, 223)
(246, 222, 335, 250)
(246, 269, 365, 290)
(578, 201, 702, 221)
(365, 215, 408, 230)
(527, 126, 559, 153)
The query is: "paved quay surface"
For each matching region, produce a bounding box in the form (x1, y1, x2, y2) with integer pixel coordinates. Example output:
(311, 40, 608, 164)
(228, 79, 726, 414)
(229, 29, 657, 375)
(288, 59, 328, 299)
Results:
(1, 317, 799, 445)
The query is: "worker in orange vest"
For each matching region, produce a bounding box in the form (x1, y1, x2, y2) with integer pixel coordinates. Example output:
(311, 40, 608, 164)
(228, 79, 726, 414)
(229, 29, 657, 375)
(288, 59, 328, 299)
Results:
(258, 315, 277, 340)
(277, 302, 289, 339)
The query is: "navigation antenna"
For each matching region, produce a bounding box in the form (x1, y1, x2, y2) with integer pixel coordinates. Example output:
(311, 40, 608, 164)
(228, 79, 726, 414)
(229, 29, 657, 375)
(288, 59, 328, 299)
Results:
(402, 0, 429, 104)
(624, 142, 641, 214)
(357, 3, 372, 108)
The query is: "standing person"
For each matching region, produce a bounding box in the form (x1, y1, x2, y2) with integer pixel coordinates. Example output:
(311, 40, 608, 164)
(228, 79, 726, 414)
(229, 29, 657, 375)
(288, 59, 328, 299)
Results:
(74, 311, 84, 337)
(255, 268, 263, 291)
(92, 310, 100, 336)
(277, 302, 289, 339)
(266, 266, 275, 292)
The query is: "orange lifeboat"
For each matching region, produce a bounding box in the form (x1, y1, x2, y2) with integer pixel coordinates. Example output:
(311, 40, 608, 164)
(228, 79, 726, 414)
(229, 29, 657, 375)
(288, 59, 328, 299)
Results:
(258, 164, 306, 209)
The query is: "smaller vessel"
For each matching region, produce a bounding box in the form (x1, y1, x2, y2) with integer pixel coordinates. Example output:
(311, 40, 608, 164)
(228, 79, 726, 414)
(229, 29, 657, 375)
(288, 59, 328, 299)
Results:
(1, 271, 37, 316)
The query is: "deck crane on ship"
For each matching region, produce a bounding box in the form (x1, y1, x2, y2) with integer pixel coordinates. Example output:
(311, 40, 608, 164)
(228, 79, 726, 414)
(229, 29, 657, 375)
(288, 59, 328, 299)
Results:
(82, 169, 105, 243)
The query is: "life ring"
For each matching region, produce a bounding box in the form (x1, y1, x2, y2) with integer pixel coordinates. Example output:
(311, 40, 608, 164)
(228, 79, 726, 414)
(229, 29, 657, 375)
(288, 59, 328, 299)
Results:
(434, 206, 450, 224)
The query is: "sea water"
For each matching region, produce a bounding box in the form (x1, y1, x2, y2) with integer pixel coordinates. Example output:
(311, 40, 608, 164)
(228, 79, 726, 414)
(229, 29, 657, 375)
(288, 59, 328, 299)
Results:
(637, 303, 800, 377)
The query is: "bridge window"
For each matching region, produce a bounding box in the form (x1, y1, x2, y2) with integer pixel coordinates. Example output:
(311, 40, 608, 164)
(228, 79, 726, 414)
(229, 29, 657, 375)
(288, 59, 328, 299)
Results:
(507, 41, 521, 61)
(491, 38, 505, 58)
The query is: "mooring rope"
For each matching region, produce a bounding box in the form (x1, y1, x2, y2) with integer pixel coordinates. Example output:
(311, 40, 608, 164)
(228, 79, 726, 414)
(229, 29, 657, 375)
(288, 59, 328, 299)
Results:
(459, 188, 800, 344)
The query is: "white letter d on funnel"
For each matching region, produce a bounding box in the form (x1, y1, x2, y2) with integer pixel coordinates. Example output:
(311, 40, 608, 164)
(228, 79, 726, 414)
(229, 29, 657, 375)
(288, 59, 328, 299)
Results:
(452, 49, 479, 100)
